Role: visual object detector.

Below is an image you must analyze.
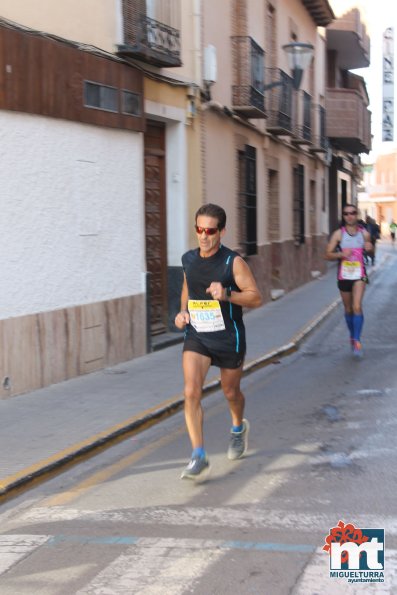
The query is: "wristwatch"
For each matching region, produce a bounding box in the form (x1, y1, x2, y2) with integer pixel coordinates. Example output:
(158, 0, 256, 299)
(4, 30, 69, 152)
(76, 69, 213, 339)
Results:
(226, 287, 232, 300)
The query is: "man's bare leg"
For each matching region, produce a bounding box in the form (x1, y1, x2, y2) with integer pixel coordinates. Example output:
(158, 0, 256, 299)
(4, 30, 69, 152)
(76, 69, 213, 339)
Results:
(220, 366, 245, 427)
(180, 351, 212, 479)
(221, 366, 249, 460)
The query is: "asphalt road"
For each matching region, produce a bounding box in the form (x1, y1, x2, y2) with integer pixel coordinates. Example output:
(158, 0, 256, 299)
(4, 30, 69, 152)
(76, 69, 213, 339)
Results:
(1, 247, 397, 594)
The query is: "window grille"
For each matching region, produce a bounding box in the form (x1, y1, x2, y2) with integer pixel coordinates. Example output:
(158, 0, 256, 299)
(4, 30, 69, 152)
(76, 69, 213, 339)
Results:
(293, 164, 305, 244)
(238, 145, 257, 255)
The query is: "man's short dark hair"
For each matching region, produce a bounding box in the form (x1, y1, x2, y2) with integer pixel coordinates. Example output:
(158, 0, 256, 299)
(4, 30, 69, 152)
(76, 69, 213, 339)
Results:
(195, 203, 226, 230)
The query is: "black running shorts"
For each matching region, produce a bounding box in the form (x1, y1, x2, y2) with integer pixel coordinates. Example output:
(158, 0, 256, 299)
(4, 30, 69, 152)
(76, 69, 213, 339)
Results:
(183, 337, 245, 369)
(337, 278, 368, 292)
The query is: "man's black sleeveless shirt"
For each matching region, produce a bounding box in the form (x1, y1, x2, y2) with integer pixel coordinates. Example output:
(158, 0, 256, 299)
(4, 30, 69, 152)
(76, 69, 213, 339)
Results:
(182, 245, 246, 354)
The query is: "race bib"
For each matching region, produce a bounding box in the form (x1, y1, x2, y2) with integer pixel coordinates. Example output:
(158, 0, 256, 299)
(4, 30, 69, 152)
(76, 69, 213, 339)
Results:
(188, 299, 226, 333)
(341, 260, 361, 280)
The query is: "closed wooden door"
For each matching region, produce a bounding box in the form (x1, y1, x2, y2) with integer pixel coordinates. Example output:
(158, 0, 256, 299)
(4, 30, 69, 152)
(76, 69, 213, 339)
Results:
(144, 121, 168, 335)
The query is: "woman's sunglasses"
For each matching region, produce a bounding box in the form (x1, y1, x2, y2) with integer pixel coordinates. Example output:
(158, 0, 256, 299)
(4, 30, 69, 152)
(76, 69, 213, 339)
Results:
(195, 225, 219, 236)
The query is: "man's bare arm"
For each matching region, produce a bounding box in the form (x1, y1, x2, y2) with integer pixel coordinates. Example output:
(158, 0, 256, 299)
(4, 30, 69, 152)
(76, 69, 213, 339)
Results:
(175, 274, 190, 329)
(206, 257, 262, 307)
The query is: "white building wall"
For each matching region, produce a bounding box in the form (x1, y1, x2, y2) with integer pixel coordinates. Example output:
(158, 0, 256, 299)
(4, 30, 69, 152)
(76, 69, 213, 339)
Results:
(166, 120, 189, 266)
(0, 111, 145, 320)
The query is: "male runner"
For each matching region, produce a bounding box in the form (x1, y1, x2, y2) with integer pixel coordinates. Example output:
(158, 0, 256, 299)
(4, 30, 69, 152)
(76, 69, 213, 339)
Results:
(175, 203, 262, 479)
(325, 204, 373, 357)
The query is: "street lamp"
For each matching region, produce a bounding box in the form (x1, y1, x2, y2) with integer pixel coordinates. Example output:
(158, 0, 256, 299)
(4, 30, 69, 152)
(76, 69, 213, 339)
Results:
(264, 42, 314, 91)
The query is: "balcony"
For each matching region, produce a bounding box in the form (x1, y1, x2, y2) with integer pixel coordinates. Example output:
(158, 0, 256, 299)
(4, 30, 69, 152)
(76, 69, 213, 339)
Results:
(117, 1, 181, 68)
(231, 37, 265, 118)
(325, 88, 372, 154)
(301, 0, 334, 26)
(309, 104, 329, 153)
(326, 8, 370, 70)
(265, 69, 293, 135)
(292, 91, 313, 145)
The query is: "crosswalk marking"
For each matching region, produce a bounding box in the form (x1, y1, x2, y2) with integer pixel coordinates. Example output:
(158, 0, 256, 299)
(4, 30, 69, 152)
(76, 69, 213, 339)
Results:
(0, 535, 49, 574)
(76, 537, 224, 595)
(1, 534, 396, 594)
(20, 506, 397, 536)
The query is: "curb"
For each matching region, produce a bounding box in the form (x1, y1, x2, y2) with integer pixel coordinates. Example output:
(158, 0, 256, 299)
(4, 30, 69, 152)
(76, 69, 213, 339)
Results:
(0, 299, 340, 499)
(0, 255, 388, 498)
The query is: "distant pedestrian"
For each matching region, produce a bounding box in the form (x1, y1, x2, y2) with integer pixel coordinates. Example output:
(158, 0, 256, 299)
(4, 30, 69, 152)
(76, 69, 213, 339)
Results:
(366, 216, 380, 265)
(175, 203, 262, 479)
(325, 204, 373, 357)
(390, 220, 397, 245)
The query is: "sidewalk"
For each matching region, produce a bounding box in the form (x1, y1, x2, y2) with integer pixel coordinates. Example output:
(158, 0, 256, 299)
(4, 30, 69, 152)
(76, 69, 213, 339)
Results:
(0, 253, 385, 497)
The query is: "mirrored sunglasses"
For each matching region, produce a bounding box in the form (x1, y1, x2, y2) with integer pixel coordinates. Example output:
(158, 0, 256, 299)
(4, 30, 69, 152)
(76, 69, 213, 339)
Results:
(195, 225, 219, 236)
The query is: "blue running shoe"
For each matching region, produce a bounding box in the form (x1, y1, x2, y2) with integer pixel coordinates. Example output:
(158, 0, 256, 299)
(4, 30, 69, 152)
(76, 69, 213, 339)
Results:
(228, 419, 250, 460)
(181, 455, 210, 480)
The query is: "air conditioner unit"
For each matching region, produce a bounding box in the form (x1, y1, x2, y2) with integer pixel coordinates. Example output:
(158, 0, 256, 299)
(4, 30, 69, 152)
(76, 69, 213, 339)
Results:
(204, 45, 217, 84)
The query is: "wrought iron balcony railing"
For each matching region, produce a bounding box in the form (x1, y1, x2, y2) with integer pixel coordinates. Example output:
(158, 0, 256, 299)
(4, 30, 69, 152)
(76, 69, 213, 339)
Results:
(231, 36, 265, 118)
(309, 104, 328, 153)
(265, 69, 293, 134)
(118, 14, 181, 68)
(292, 91, 312, 144)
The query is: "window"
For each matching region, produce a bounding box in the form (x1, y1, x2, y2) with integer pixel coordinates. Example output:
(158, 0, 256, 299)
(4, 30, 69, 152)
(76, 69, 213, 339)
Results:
(122, 90, 142, 116)
(279, 71, 292, 129)
(268, 169, 280, 241)
(303, 92, 311, 140)
(251, 39, 264, 94)
(238, 145, 257, 256)
(310, 179, 316, 235)
(146, 0, 180, 29)
(84, 82, 118, 112)
(293, 164, 305, 244)
(319, 105, 326, 148)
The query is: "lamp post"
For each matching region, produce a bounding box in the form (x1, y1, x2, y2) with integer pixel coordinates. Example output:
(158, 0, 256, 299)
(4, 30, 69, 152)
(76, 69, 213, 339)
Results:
(264, 42, 314, 91)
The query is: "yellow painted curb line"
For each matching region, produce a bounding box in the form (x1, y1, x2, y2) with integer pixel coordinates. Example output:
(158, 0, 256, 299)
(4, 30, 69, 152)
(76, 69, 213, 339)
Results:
(0, 396, 183, 496)
(3, 256, 389, 499)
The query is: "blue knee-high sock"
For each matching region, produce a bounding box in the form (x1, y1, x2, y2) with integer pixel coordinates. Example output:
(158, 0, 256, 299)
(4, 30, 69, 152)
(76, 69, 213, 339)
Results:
(344, 313, 354, 338)
(352, 314, 364, 342)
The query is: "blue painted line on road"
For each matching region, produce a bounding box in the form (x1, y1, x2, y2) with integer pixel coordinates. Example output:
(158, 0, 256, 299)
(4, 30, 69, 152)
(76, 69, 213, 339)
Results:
(47, 535, 140, 546)
(46, 534, 314, 553)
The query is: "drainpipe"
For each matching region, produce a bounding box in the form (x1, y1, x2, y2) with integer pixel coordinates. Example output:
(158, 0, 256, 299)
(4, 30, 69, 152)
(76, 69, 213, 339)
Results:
(193, 0, 202, 86)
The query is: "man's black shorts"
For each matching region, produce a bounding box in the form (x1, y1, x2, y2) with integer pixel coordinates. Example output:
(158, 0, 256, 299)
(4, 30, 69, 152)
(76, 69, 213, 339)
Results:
(183, 337, 245, 369)
(337, 278, 368, 292)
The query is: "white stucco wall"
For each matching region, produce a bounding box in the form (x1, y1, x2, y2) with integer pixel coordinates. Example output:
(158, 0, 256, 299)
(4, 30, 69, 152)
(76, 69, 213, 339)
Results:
(0, 111, 145, 320)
